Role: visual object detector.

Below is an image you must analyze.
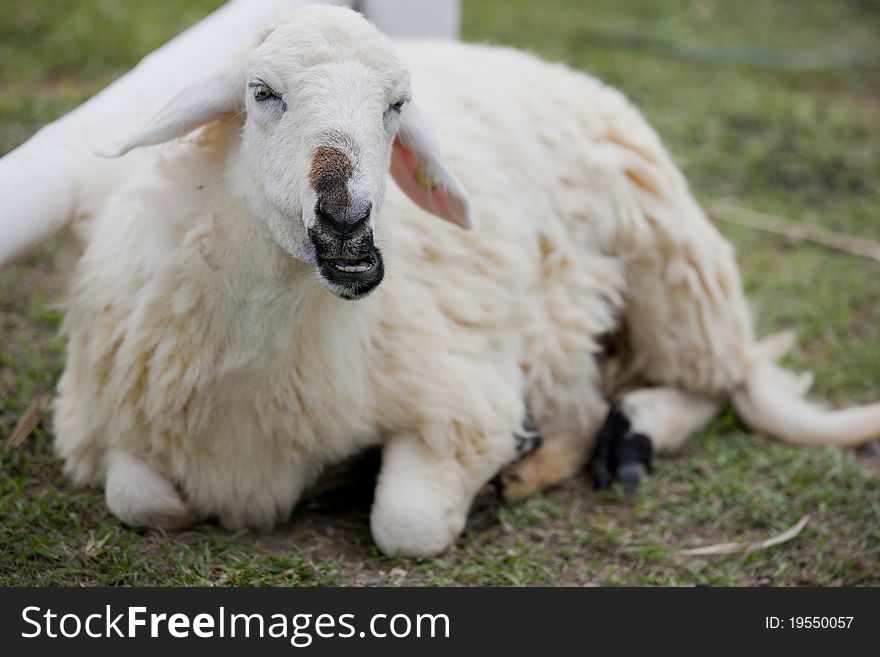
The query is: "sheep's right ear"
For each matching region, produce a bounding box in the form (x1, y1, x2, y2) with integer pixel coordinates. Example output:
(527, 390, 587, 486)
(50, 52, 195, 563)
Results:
(98, 70, 244, 158)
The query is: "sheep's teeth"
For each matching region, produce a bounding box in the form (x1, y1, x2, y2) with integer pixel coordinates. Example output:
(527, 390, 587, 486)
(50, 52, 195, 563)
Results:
(332, 261, 370, 273)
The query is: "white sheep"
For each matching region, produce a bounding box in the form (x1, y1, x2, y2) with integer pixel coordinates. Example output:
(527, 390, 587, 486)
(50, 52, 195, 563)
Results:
(49, 6, 880, 556)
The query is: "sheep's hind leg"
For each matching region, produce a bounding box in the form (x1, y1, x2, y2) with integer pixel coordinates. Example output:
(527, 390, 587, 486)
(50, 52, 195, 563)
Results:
(105, 450, 194, 529)
(370, 424, 521, 557)
(591, 387, 720, 492)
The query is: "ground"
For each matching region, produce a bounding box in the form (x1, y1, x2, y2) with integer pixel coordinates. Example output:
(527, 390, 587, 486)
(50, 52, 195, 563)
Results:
(1, 0, 878, 586)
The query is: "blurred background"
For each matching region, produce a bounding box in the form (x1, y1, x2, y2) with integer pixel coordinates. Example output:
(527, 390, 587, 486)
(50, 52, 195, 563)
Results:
(0, 1, 878, 586)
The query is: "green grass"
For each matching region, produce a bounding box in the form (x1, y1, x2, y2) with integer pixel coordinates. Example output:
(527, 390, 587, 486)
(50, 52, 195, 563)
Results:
(1, 0, 879, 586)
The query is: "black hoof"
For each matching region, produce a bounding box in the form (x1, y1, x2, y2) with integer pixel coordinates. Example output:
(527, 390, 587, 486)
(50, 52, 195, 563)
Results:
(465, 484, 502, 532)
(589, 402, 653, 492)
(616, 461, 648, 494)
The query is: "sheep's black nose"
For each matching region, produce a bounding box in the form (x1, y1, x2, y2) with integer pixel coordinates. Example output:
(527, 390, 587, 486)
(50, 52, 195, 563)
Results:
(315, 201, 371, 238)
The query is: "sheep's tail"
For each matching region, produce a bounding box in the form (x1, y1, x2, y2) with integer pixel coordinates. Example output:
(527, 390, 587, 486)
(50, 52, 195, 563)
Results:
(731, 332, 880, 447)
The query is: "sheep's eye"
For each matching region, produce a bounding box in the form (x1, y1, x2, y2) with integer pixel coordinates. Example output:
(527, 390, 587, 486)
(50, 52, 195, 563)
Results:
(388, 99, 406, 114)
(249, 82, 282, 104)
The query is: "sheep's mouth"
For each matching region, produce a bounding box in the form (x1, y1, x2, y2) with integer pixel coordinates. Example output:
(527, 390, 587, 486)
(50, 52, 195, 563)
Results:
(315, 247, 384, 300)
(327, 256, 373, 273)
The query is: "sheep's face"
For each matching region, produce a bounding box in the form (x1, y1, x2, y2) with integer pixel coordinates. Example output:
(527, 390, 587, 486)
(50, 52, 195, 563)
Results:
(108, 7, 470, 300)
(234, 13, 412, 300)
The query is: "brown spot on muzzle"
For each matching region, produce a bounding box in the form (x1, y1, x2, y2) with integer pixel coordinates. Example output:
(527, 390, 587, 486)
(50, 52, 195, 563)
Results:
(310, 144, 354, 215)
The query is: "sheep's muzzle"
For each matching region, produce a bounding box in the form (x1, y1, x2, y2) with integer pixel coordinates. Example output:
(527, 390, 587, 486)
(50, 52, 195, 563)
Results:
(308, 224, 384, 300)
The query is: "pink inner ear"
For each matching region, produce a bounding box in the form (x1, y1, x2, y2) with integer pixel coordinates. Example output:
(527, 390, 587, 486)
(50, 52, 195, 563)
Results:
(431, 185, 453, 219)
(390, 139, 460, 226)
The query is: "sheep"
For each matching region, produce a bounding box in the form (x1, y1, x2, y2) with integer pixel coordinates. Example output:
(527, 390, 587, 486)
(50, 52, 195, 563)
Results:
(47, 6, 880, 557)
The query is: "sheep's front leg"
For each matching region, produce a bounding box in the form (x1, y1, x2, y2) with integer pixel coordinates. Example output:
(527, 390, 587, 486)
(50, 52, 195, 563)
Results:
(105, 450, 194, 529)
(591, 387, 720, 492)
(371, 428, 519, 557)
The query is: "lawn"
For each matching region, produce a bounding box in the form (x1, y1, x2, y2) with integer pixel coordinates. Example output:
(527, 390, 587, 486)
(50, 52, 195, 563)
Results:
(1, 0, 878, 586)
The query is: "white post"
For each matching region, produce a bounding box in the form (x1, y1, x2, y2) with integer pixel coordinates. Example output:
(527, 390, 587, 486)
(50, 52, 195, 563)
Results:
(361, 0, 461, 39)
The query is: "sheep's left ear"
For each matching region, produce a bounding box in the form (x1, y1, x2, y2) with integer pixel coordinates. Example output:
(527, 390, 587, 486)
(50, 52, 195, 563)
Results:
(390, 103, 472, 229)
(98, 69, 245, 158)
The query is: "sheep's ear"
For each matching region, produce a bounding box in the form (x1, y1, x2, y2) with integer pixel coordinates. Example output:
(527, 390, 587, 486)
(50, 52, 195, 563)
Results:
(98, 70, 244, 158)
(390, 103, 472, 229)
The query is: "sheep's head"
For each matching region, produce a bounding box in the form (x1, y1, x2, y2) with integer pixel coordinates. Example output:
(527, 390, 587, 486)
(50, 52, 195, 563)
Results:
(104, 6, 470, 300)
